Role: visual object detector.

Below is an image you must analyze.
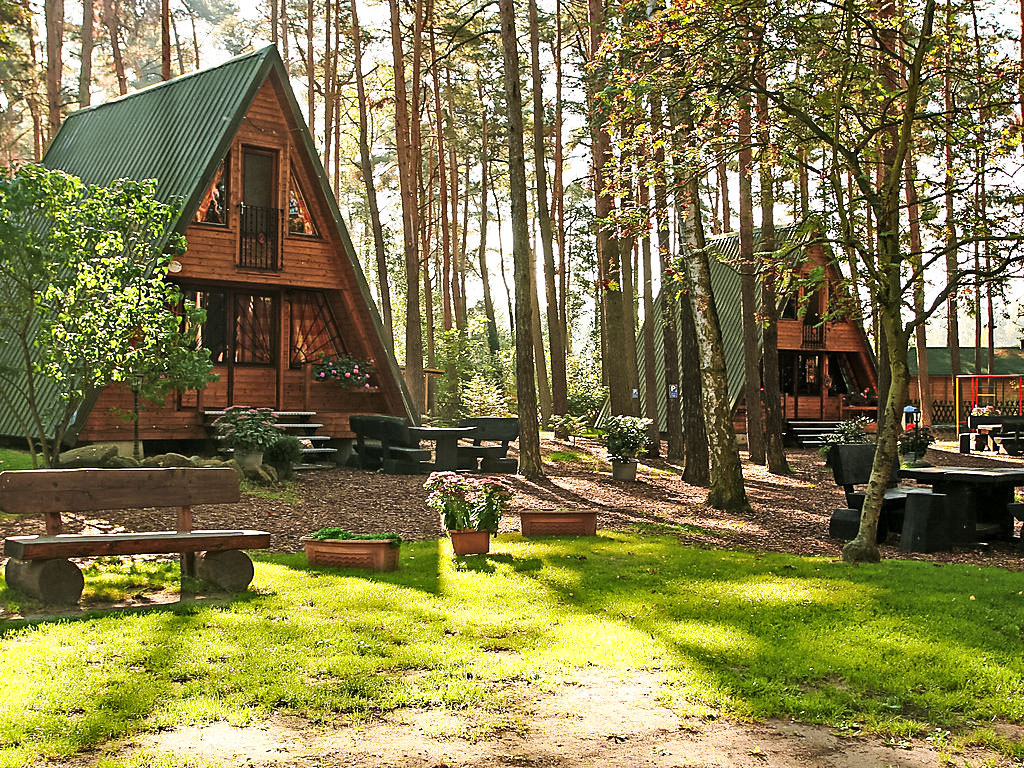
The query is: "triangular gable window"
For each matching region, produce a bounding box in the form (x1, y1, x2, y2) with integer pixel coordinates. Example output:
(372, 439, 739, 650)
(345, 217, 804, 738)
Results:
(287, 169, 318, 237)
(289, 291, 343, 366)
(194, 155, 228, 225)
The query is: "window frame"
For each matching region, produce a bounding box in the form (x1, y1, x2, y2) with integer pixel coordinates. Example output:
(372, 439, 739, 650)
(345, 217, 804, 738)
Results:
(193, 154, 230, 227)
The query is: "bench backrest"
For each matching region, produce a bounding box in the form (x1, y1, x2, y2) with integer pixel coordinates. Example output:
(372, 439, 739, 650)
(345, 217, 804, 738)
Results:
(826, 443, 897, 492)
(349, 414, 417, 448)
(0, 467, 240, 517)
(458, 417, 520, 445)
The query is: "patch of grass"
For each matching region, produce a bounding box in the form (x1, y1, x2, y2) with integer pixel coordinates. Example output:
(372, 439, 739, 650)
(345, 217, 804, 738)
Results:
(239, 479, 300, 503)
(547, 449, 597, 465)
(2, 535, 1024, 763)
(0, 448, 37, 471)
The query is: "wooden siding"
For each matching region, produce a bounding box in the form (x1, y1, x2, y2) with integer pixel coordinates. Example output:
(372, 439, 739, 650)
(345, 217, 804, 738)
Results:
(78, 74, 405, 443)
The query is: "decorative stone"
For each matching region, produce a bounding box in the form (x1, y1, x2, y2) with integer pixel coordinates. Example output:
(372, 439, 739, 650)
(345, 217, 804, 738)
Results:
(57, 444, 117, 468)
(109, 455, 141, 468)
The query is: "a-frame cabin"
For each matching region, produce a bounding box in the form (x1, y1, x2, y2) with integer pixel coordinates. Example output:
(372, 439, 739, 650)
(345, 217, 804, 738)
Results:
(626, 227, 878, 439)
(34, 46, 415, 449)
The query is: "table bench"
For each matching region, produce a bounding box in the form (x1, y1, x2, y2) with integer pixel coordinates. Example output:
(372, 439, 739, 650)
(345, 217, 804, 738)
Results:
(825, 443, 915, 542)
(456, 417, 519, 473)
(2, 467, 270, 605)
(349, 414, 432, 474)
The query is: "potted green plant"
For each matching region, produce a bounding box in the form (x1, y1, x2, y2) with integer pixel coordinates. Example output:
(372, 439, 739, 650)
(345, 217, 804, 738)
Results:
(265, 433, 304, 480)
(424, 472, 514, 555)
(601, 415, 651, 481)
(211, 406, 285, 470)
(899, 424, 935, 464)
(302, 528, 402, 572)
(818, 417, 873, 462)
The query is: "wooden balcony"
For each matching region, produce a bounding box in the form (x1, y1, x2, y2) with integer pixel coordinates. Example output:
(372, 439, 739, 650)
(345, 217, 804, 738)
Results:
(239, 204, 282, 270)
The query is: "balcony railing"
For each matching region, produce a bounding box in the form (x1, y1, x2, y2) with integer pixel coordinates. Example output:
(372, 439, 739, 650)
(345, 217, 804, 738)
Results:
(239, 204, 282, 270)
(801, 323, 825, 348)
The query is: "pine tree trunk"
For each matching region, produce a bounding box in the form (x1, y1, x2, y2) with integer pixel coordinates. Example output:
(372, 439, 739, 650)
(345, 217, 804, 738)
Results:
(161, 0, 170, 79)
(388, 0, 424, 412)
(943, 0, 960, 376)
(905, 151, 932, 427)
(738, 95, 766, 464)
(529, 0, 568, 423)
(351, 0, 393, 350)
(640, 178, 660, 457)
(476, 87, 500, 354)
(45, 0, 63, 141)
(651, 97, 684, 462)
(531, 245, 553, 427)
(430, 24, 453, 332)
(102, 0, 127, 95)
(498, 0, 542, 478)
(79, 0, 93, 106)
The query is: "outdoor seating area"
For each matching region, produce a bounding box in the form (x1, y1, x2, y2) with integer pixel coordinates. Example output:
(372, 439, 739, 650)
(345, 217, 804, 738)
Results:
(825, 443, 914, 543)
(349, 414, 519, 474)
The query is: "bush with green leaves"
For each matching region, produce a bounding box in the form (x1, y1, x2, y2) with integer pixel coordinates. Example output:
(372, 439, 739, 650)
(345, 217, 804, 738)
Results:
(265, 433, 303, 465)
(818, 417, 874, 458)
(601, 415, 652, 461)
(212, 406, 284, 452)
(423, 471, 514, 533)
(308, 528, 402, 546)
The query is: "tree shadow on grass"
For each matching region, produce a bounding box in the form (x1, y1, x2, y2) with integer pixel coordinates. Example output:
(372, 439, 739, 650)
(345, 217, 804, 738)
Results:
(454, 552, 544, 574)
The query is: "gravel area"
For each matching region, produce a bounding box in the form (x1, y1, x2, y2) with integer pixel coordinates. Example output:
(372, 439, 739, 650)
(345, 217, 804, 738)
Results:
(2, 439, 1021, 570)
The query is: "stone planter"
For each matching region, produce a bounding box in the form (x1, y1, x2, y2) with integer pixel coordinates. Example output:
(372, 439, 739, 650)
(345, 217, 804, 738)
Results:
(235, 450, 264, 472)
(302, 537, 400, 572)
(611, 458, 638, 481)
(449, 529, 490, 556)
(519, 510, 597, 537)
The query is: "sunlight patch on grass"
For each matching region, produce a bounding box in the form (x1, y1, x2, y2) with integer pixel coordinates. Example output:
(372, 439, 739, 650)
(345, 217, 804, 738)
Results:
(3, 534, 1024, 763)
(0, 448, 36, 471)
(239, 479, 301, 503)
(546, 449, 600, 465)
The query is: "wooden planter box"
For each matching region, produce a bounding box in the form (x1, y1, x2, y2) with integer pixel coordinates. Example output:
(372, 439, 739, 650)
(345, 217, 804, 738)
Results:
(449, 529, 490, 555)
(519, 510, 598, 537)
(302, 537, 400, 572)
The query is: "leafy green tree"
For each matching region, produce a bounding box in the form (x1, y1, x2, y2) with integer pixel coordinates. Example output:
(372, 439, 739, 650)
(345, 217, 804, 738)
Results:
(0, 165, 213, 466)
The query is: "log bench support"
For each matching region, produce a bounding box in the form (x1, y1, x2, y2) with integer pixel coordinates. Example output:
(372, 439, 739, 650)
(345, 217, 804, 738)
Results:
(0, 468, 270, 605)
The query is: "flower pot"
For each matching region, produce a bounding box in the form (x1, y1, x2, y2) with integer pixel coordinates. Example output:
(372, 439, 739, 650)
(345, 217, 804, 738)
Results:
(519, 510, 597, 537)
(449, 529, 490, 556)
(611, 459, 638, 481)
(302, 538, 400, 572)
(235, 450, 264, 471)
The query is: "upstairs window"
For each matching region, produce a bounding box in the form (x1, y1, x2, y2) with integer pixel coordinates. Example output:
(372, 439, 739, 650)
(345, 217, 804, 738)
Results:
(287, 170, 318, 237)
(195, 156, 229, 225)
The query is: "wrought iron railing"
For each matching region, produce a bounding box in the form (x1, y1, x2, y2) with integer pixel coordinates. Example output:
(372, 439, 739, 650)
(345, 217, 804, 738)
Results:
(801, 323, 825, 348)
(239, 204, 282, 270)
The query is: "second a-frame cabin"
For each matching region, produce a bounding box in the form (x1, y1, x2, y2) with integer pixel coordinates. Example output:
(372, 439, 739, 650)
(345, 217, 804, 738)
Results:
(629, 226, 878, 441)
(37, 46, 415, 449)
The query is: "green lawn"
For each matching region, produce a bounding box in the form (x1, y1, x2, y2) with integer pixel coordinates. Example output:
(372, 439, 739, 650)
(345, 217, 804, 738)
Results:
(1, 532, 1024, 766)
(0, 448, 36, 472)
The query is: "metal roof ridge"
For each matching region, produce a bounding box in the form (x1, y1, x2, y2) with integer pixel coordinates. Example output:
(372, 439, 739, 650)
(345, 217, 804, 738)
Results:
(64, 46, 275, 120)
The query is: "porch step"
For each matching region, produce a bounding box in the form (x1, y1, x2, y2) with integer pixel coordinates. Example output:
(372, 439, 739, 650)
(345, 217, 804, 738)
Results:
(204, 409, 338, 468)
(787, 420, 841, 448)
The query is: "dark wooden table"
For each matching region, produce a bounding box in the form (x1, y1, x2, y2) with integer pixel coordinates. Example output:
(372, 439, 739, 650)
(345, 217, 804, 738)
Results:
(408, 426, 477, 471)
(898, 466, 1024, 542)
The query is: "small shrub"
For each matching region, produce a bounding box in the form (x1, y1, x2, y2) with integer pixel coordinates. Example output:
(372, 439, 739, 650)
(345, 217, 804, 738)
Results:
(212, 406, 284, 451)
(600, 415, 652, 461)
(423, 472, 514, 533)
(308, 528, 402, 546)
(265, 434, 303, 465)
(818, 417, 873, 458)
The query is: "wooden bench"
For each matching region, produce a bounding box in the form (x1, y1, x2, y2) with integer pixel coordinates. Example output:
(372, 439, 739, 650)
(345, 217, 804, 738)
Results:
(349, 414, 431, 474)
(456, 417, 519, 473)
(1, 467, 270, 605)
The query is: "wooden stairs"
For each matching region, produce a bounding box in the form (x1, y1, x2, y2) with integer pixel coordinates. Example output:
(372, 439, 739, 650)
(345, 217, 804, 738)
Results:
(787, 420, 841, 448)
(204, 410, 338, 470)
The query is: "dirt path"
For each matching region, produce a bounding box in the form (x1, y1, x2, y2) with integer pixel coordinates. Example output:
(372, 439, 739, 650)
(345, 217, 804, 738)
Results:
(131, 668, 1012, 767)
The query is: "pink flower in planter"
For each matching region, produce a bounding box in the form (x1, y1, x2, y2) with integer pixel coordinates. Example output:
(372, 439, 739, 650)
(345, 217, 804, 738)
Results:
(364, 383, 370, 389)
(345, 372, 351, 378)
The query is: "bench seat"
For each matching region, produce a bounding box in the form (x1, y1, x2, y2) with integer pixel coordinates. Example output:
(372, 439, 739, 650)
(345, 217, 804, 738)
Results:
(6, 530, 271, 560)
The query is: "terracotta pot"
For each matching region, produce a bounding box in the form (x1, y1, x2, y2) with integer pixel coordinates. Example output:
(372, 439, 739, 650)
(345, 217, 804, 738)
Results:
(519, 510, 597, 537)
(611, 459, 638, 481)
(235, 450, 264, 471)
(449, 529, 490, 556)
(302, 538, 400, 572)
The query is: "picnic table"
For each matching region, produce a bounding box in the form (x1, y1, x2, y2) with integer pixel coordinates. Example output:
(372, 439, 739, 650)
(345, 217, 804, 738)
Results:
(897, 466, 1024, 543)
(408, 426, 476, 471)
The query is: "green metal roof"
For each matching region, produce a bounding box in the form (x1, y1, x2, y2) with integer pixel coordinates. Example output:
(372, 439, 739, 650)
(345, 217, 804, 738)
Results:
(605, 225, 807, 430)
(0, 46, 415, 442)
(909, 347, 1024, 376)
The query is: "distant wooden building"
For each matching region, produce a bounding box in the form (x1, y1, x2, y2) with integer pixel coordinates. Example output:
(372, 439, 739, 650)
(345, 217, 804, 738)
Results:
(5, 46, 415, 449)
(623, 227, 878, 434)
(909, 346, 1024, 414)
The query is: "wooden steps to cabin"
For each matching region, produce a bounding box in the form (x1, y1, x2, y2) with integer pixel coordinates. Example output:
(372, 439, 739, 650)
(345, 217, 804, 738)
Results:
(204, 410, 338, 470)
(787, 420, 841, 448)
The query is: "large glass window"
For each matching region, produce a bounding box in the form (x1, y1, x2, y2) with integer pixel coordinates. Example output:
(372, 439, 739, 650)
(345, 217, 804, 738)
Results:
(194, 156, 228, 225)
(289, 291, 343, 366)
(185, 289, 275, 366)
